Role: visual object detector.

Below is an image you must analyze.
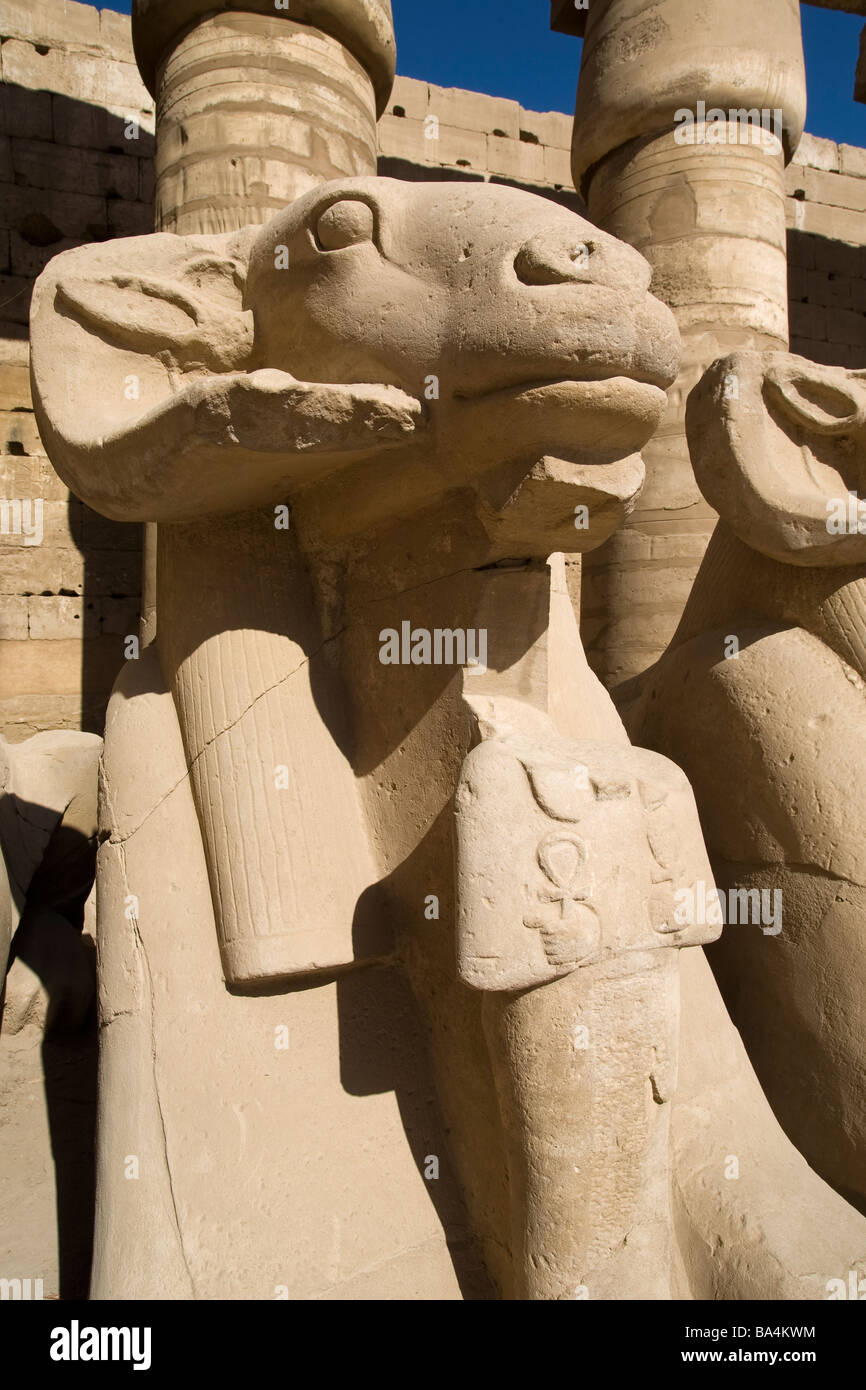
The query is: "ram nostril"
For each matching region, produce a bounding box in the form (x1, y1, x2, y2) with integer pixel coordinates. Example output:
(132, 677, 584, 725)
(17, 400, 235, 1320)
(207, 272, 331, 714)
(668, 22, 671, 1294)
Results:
(514, 235, 596, 286)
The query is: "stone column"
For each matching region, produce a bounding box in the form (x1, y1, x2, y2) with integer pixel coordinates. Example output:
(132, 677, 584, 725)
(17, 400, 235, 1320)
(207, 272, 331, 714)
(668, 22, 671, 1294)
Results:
(558, 0, 807, 687)
(131, 0, 394, 642)
(132, 0, 394, 233)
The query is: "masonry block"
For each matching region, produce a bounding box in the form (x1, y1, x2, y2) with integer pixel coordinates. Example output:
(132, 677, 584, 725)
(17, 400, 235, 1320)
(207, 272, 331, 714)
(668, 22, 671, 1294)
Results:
(0, 0, 100, 51)
(487, 134, 546, 183)
(9, 228, 81, 279)
(80, 509, 142, 551)
(839, 143, 866, 178)
(1, 40, 152, 121)
(27, 594, 85, 639)
(51, 93, 154, 157)
(789, 301, 829, 342)
(378, 113, 435, 165)
(519, 108, 572, 149)
(789, 166, 866, 214)
(435, 124, 489, 172)
(0, 595, 28, 640)
(834, 306, 866, 347)
(799, 200, 866, 246)
(0, 362, 31, 411)
(791, 132, 840, 173)
(107, 199, 156, 237)
(11, 137, 140, 200)
(0, 82, 52, 142)
(99, 7, 137, 63)
(390, 76, 428, 122)
(544, 144, 574, 188)
(427, 83, 520, 140)
(0, 546, 62, 595)
(0, 181, 108, 239)
(0, 275, 33, 327)
(65, 550, 140, 598)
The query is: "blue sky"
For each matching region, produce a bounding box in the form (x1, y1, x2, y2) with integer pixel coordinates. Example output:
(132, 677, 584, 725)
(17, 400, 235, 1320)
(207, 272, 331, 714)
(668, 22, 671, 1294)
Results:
(100, 0, 866, 146)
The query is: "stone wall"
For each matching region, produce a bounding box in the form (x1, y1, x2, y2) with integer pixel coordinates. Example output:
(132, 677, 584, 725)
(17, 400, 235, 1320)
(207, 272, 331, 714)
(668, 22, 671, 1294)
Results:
(1, 0, 865, 741)
(0, 0, 153, 741)
(787, 133, 866, 367)
(381, 73, 579, 204)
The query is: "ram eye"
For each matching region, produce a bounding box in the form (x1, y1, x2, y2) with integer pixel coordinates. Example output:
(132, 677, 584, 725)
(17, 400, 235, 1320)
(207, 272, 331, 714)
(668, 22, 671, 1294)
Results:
(315, 200, 375, 251)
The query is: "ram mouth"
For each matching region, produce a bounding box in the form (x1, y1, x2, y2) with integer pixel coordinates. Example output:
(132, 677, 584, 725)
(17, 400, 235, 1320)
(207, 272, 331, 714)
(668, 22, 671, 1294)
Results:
(455, 373, 670, 403)
(454, 376, 669, 451)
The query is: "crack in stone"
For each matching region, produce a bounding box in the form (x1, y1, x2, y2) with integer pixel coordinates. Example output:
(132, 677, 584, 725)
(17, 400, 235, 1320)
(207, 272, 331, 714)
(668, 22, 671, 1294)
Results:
(107, 767, 190, 846)
(185, 624, 348, 767)
(344, 560, 496, 619)
(117, 837, 197, 1298)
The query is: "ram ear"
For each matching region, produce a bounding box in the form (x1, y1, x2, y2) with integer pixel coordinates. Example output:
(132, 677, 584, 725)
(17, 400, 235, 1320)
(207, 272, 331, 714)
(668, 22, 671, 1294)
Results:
(687, 351, 866, 568)
(763, 359, 866, 438)
(31, 228, 256, 463)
